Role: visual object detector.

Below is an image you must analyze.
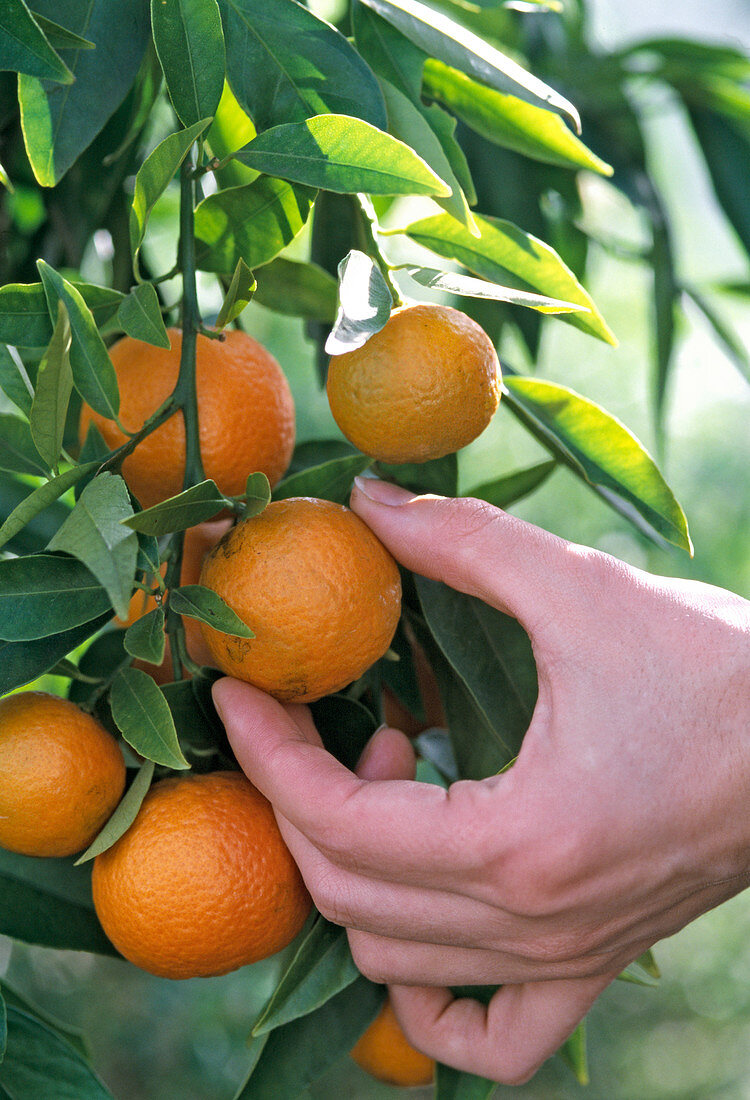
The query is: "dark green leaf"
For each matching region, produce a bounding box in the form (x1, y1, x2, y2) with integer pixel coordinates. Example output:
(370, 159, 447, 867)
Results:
(124, 605, 165, 663)
(219, 0, 387, 133)
(0, 344, 33, 415)
(0, 281, 124, 348)
(252, 917, 360, 1036)
(273, 454, 372, 505)
(0, 982, 88, 1060)
(136, 530, 161, 575)
(687, 105, 750, 262)
(17, 0, 150, 186)
(161, 676, 231, 756)
(310, 694, 377, 772)
(0, 0, 73, 84)
(194, 176, 315, 275)
(467, 458, 556, 508)
(151, 0, 225, 127)
(30, 300, 73, 468)
(416, 578, 537, 771)
(0, 413, 47, 476)
(287, 439, 358, 475)
(234, 114, 451, 197)
(651, 216, 678, 434)
(129, 118, 212, 272)
(503, 375, 692, 551)
(123, 479, 230, 534)
(358, 0, 580, 129)
(169, 584, 253, 637)
(0, 989, 5, 1063)
(37, 261, 120, 420)
(414, 729, 457, 783)
(351, 0, 425, 101)
(0, 553, 111, 641)
(237, 977, 385, 1099)
(253, 258, 337, 323)
(109, 666, 190, 769)
(67, 627, 130, 706)
(558, 1021, 588, 1085)
(402, 265, 588, 313)
(242, 471, 271, 516)
(378, 453, 458, 496)
(0, 462, 97, 553)
(215, 258, 256, 329)
(48, 472, 138, 620)
(404, 212, 616, 345)
(423, 58, 612, 175)
(30, 15, 95, 52)
(0, 845, 116, 955)
(0, 612, 111, 695)
(117, 283, 171, 349)
(2, 1007, 113, 1098)
(435, 1063, 497, 1099)
(75, 760, 155, 864)
(325, 250, 393, 355)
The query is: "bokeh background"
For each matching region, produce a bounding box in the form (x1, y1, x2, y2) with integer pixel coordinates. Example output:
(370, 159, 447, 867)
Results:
(2, 0, 749, 1096)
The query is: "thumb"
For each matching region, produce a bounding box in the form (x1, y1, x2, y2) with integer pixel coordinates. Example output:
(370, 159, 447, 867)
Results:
(350, 478, 598, 637)
(356, 726, 416, 782)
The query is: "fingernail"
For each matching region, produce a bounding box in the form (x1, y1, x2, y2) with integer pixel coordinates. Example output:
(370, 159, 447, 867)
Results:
(352, 477, 416, 506)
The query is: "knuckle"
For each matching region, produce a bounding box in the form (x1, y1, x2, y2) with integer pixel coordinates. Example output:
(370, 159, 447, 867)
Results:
(347, 934, 389, 985)
(310, 872, 357, 928)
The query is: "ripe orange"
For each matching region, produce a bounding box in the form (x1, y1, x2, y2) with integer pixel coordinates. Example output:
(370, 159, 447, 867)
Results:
(80, 328, 295, 509)
(91, 771, 311, 979)
(327, 303, 501, 464)
(0, 692, 126, 858)
(351, 999, 435, 1087)
(198, 497, 401, 703)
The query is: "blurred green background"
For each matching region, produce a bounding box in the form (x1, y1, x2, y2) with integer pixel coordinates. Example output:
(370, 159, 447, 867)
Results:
(2, 0, 749, 1096)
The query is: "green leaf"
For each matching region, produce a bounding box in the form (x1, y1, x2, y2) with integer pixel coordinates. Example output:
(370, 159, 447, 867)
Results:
(273, 454, 372, 505)
(352, 0, 425, 102)
(75, 760, 155, 865)
(0, 0, 73, 84)
(123, 605, 165, 663)
(0, 462, 97, 553)
(0, 982, 88, 1060)
(682, 284, 750, 384)
(129, 118, 212, 273)
(0, 613, 110, 696)
(404, 212, 616, 345)
(123, 479, 230, 534)
(252, 258, 337, 323)
(416, 577, 537, 773)
(109, 666, 190, 769)
(169, 584, 253, 637)
(29, 299, 73, 468)
(242, 471, 271, 516)
(162, 676, 230, 756)
(310, 694, 378, 772)
(0, 845, 116, 954)
(559, 1020, 588, 1085)
(503, 375, 693, 552)
(435, 1063, 497, 1099)
(117, 283, 171, 348)
(467, 458, 556, 508)
(234, 114, 451, 198)
(0, 413, 47, 476)
(31, 15, 95, 52)
(378, 453, 459, 496)
(47, 472, 138, 620)
(651, 216, 678, 434)
(236, 977, 385, 1099)
(151, 0, 225, 127)
(423, 58, 612, 175)
(0, 344, 33, 415)
(402, 265, 589, 313)
(37, 261, 120, 420)
(67, 628, 130, 707)
(194, 176, 314, 275)
(252, 916, 360, 1036)
(219, 0, 387, 132)
(0, 990, 5, 1064)
(357, 0, 580, 130)
(17, 0, 150, 186)
(380, 79, 477, 232)
(0, 281, 124, 348)
(0, 552, 112, 641)
(215, 258, 256, 329)
(687, 103, 750, 262)
(2, 1007, 114, 1098)
(325, 250, 393, 356)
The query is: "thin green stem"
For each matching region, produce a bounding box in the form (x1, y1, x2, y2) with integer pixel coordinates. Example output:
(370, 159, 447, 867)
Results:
(356, 195, 404, 307)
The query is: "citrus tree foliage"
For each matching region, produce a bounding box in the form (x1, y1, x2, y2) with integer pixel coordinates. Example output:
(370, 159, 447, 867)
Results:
(0, 0, 747, 1095)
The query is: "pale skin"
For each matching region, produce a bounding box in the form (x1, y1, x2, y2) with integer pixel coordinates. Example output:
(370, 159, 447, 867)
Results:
(213, 478, 750, 1085)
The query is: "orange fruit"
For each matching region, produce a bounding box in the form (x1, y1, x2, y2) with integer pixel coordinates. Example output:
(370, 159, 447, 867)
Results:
(80, 328, 295, 509)
(91, 771, 311, 979)
(0, 692, 126, 858)
(198, 497, 401, 703)
(351, 999, 435, 1087)
(327, 303, 501, 464)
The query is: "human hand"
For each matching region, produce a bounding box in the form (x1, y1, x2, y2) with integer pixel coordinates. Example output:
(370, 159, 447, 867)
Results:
(213, 480, 750, 1084)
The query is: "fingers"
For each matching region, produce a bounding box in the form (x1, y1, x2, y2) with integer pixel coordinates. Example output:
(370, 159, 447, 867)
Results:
(389, 973, 615, 1085)
(355, 726, 416, 782)
(350, 478, 602, 637)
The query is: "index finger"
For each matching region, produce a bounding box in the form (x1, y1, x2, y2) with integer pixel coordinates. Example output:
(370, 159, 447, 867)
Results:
(213, 678, 501, 886)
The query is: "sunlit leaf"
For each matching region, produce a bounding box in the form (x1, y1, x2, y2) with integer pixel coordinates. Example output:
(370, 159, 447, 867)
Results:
(151, 0, 225, 127)
(402, 265, 589, 313)
(325, 250, 393, 355)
